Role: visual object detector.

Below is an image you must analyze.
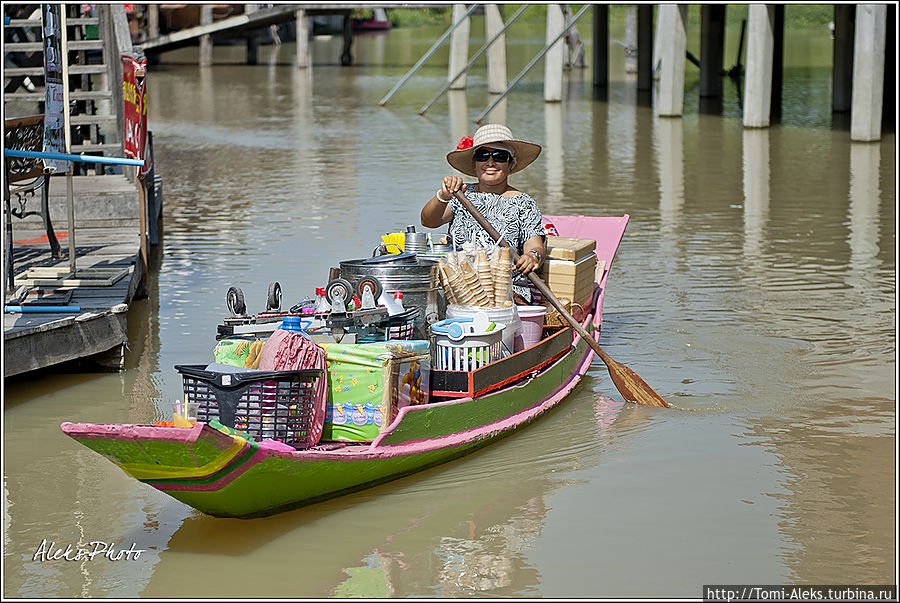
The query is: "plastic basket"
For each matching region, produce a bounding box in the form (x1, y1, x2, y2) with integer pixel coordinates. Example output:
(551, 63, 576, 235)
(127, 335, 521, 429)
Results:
(430, 318, 505, 372)
(357, 308, 418, 343)
(175, 364, 324, 448)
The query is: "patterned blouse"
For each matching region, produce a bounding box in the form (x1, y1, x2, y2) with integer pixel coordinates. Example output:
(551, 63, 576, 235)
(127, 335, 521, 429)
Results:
(446, 185, 545, 254)
(445, 184, 545, 302)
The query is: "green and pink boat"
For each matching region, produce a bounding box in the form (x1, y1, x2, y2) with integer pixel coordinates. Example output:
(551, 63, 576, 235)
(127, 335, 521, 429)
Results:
(61, 215, 629, 518)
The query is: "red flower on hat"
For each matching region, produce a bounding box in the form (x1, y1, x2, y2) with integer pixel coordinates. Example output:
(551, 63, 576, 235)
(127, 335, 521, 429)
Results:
(456, 135, 473, 150)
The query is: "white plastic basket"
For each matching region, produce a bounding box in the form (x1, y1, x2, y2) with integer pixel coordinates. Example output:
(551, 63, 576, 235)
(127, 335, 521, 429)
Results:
(430, 316, 506, 372)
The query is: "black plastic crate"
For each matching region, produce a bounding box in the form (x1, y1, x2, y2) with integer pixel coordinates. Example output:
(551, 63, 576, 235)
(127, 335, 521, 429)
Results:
(175, 365, 323, 448)
(357, 307, 418, 343)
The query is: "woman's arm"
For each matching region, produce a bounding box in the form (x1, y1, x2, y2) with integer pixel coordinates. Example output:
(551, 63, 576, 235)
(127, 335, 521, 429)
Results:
(516, 234, 546, 276)
(421, 177, 464, 228)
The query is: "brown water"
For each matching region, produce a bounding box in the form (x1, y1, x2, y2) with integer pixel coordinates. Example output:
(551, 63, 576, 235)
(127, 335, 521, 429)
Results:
(3, 23, 895, 598)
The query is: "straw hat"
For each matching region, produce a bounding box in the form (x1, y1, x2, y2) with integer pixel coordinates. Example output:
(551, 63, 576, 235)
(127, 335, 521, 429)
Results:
(446, 124, 542, 177)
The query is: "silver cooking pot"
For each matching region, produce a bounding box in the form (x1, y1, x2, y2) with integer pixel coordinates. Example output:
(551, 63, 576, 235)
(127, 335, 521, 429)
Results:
(339, 253, 445, 339)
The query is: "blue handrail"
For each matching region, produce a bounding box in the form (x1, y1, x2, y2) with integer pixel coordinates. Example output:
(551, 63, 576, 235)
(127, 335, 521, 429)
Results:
(4, 149, 145, 166)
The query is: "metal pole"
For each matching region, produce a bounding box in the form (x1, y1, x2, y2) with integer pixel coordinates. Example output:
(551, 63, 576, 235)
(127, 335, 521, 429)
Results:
(474, 4, 590, 124)
(60, 5, 77, 274)
(378, 3, 480, 106)
(419, 4, 530, 115)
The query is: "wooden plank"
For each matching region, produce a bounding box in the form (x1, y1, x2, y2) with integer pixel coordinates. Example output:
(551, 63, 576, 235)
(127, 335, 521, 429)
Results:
(4, 64, 107, 77)
(5, 40, 103, 52)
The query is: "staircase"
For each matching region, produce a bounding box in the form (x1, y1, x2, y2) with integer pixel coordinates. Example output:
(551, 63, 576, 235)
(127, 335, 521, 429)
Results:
(3, 4, 132, 171)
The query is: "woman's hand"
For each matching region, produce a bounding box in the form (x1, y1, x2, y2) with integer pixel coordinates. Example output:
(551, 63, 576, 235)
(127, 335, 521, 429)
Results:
(516, 236, 545, 276)
(422, 177, 464, 228)
(439, 176, 465, 201)
(514, 251, 542, 276)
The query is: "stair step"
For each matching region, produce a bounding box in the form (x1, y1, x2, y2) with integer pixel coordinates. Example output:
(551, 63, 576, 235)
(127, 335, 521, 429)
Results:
(70, 114, 118, 126)
(5, 40, 104, 52)
(4, 64, 107, 77)
(70, 143, 122, 154)
(5, 17, 99, 27)
(3, 90, 114, 102)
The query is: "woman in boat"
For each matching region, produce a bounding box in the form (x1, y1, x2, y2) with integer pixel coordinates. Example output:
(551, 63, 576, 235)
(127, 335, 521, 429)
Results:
(421, 123, 546, 304)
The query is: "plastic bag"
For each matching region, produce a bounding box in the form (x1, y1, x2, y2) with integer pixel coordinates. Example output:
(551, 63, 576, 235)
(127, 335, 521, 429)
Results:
(214, 338, 264, 368)
(437, 246, 512, 308)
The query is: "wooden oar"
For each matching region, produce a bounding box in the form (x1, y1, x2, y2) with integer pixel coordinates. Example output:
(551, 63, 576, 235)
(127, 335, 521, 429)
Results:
(452, 190, 670, 408)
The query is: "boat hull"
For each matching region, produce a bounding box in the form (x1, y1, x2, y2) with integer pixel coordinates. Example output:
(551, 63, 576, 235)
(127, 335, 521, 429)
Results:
(62, 329, 594, 518)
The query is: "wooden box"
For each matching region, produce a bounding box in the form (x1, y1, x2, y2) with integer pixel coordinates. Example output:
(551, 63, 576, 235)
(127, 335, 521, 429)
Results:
(546, 236, 597, 262)
(543, 253, 597, 304)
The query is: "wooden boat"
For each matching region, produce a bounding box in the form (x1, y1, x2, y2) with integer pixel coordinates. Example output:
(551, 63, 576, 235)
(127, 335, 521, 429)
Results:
(61, 215, 629, 518)
(352, 8, 391, 32)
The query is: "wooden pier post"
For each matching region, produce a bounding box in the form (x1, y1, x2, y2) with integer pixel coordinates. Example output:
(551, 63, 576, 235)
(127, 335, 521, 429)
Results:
(296, 9, 309, 68)
(485, 4, 507, 94)
(743, 5, 775, 128)
(771, 5, 784, 120)
(199, 5, 213, 67)
(245, 4, 259, 65)
(449, 4, 471, 90)
(699, 5, 726, 98)
(851, 4, 887, 141)
(637, 5, 654, 93)
(592, 4, 609, 88)
(655, 4, 687, 116)
(147, 5, 159, 39)
(832, 5, 855, 114)
(544, 4, 565, 101)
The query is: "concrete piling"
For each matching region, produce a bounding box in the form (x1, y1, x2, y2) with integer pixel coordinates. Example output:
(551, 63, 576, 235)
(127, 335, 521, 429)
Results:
(296, 9, 309, 68)
(199, 5, 213, 66)
(654, 4, 687, 117)
(449, 4, 470, 90)
(851, 4, 887, 141)
(743, 5, 775, 127)
(544, 4, 565, 102)
(485, 4, 507, 94)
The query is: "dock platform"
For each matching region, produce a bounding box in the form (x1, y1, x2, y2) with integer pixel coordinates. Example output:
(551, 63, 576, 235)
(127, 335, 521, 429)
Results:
(4, 175, 144, 378)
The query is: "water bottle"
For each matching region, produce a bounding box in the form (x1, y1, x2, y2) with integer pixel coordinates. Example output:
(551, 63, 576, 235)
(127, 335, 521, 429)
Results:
(314, 287, 330, 314)
(378, 290, 404, 316)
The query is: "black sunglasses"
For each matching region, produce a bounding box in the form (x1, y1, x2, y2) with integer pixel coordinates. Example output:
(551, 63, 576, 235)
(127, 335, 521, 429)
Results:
(473, 148, 511, 163)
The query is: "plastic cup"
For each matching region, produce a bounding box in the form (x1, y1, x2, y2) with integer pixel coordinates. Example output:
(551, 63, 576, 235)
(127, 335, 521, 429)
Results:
(185, 401, 201, 423)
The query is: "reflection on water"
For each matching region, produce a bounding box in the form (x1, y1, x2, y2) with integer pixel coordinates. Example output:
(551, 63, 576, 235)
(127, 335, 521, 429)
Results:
(742, 127, 770, 263)
(3, 26, 894, 598)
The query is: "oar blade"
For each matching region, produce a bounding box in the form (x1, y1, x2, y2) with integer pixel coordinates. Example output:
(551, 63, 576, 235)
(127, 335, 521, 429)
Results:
(605, 359, 670, 408)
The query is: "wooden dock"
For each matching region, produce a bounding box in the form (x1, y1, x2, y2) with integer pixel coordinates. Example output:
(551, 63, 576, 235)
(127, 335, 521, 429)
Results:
(3, 175, 145, 378)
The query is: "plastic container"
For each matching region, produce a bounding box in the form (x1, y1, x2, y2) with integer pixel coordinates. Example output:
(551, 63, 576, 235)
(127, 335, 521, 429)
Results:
(175, 364, 324, 448)
(430, 317, 506, 372)
(280, 315, 309, 331)
(514, 305, 548, 352)
(446, 304, 520, 357)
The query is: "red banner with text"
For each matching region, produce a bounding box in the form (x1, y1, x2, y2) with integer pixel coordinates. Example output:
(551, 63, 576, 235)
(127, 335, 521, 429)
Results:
(122, 54, 149, 178)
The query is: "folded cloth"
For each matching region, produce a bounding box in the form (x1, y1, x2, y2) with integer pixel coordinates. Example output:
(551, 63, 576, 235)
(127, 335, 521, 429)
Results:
(258, 329, 329, 447)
